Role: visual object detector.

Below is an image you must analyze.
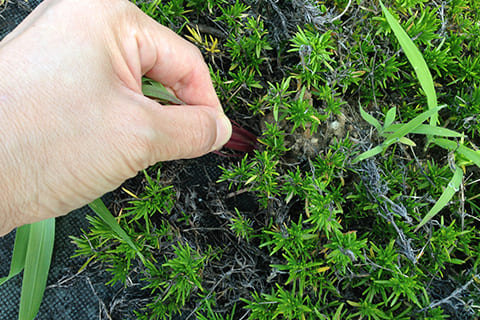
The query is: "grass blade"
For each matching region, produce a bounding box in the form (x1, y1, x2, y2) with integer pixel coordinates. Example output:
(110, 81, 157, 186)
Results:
(415, 166, 463, 230)
(354, 106, 443, 163)
(353, 145, 384, 163)
(399, 137, 416, 146)
(384, 107, 396, 129)
(89, 198, 146, 264)
(383, 124, 464, 138)
(0, 224, 31, 286)
(18, 219, 55, 320)
(380, 0, 438, 126)
(433, 138, 480, 167)
(384, 105, 442, 145)
(359, 105, 382, 132)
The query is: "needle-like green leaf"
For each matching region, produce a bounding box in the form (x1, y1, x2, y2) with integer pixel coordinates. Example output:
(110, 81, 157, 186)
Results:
(18, 219, 55, 320)
(415, 166, 463, 230)
(89, 198, 146, 264)
(0, 224, 30, 286)
(380, 0, 438, 126)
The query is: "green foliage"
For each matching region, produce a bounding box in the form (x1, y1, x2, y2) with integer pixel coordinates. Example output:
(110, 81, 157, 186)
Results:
(355, 105, 449, 162)
(216, 1, 250, 32)
(289, 28, 335, 88)
(415, 165, 463, 230)
(379, 0, 438, 125)
(18, 219, 55, 320)
(88, 198, 147, 265)
(0, 225, 31, 286)
(287, 86, 326, 133)
(72, 213, 140, 285)
(259, 122, 288, 156)
(161, 243, 208, 306)
(229, 208, 254, 240)
(142, 78, 185, 105)
(186, 0, 226, 14)
(0, 220, 55, 320)
(225, 15, 272, 75)
(264, 77, 294, 122)
(132, 0, 189, 27)
(123, 170, 175, 234)
(219, 150, 281, 208)
(450, 84, 480, 139)
(70, 1, 480, 319)
(325, 230, 367, 275)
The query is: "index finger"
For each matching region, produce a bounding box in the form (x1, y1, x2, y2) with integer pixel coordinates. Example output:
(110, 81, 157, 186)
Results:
(130, 8, 221, 110)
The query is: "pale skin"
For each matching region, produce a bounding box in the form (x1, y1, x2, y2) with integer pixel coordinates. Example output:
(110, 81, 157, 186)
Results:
(0, 0, 232, 236)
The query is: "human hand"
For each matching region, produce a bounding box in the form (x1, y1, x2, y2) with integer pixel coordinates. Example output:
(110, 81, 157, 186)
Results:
(0, 0, 232, 235)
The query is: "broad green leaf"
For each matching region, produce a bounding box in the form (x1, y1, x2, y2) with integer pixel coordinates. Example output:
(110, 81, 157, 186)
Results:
(383, 124, 463, 138)
(359, 105, 382, 132)
(384, 107, 396, 129)
(19, 219, 55, 320)
(142, 80, 185, 105)
(380, 1, 438, 126)
(416, 166, 463, 230)
(353, 145, 384, 163)
(0, 224, 30, 286)
(433, 138, 480, 167)
(89, 198, 146, 264)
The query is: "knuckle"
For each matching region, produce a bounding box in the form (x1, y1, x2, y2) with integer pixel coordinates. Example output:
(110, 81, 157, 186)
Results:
(115, 107, 157, 169)
(184, 109, 217, 156)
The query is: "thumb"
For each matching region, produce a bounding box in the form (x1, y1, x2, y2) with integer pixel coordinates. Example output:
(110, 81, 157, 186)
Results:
(140, 101, 232, 161)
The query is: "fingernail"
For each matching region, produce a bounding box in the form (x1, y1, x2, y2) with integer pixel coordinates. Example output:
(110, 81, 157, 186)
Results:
(212, 114, 232, 151)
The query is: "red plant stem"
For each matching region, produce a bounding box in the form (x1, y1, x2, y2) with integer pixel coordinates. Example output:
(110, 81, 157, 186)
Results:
(219, 120, 258, 154)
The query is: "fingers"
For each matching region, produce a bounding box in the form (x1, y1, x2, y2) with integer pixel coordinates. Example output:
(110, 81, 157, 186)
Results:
(115, 2, 232, 158)
(128, 96, 232, 162)
(128, 7, 222, 110)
